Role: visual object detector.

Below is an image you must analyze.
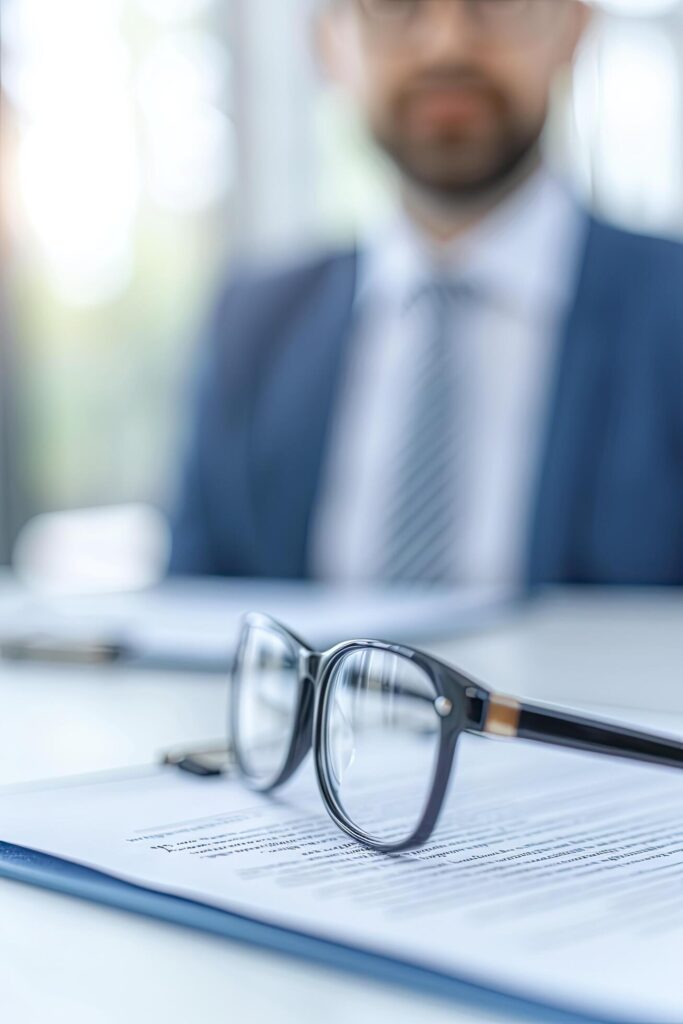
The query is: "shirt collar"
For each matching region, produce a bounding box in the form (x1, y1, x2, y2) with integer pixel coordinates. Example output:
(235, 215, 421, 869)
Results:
(357, 167, 587, 321)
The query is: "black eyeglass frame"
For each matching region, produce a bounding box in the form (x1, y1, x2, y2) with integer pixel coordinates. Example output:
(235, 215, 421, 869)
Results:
(230, 612, 683, 854)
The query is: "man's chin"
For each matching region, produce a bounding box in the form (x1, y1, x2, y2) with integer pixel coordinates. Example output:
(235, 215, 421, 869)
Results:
(404, 169, 523, 205)
(385, 138, 542, 205)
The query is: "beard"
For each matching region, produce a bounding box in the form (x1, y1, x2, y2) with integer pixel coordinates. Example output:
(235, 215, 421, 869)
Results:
(376, 125, 544, 202)
(368, 68, 546, 204)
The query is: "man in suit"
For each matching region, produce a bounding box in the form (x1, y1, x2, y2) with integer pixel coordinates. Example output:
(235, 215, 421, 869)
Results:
(169, 0, 683, 587)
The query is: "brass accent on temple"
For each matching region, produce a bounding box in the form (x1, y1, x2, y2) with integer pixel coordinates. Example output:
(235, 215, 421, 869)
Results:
(484, 695, 521, 738)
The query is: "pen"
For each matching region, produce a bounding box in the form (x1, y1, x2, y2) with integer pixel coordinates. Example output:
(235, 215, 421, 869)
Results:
(0, 633, 233, 674)
(0, 635, 127, 665)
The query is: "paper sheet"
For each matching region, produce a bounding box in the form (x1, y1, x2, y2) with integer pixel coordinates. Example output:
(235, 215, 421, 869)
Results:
(1, 735, 682, 1022)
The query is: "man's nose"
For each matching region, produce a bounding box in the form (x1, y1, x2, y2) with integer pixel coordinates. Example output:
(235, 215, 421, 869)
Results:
(417, 1, 480, 61)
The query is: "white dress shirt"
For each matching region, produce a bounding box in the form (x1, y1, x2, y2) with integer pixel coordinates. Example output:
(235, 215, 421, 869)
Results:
(310, 168, 587, 586)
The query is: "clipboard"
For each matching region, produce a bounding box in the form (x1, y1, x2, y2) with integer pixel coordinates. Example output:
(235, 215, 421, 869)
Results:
(0, 834, 609, 1024)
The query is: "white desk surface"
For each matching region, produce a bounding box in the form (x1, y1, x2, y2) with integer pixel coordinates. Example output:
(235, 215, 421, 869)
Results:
(1, 585, 681, 1024)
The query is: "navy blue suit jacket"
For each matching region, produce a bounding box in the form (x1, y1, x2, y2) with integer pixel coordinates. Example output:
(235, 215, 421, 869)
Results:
(168, 218, 683, 585)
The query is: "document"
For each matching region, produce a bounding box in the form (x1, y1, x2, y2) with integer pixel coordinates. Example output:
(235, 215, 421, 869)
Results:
(1, 735, 682, 1022)
(0, 577, 510, 671)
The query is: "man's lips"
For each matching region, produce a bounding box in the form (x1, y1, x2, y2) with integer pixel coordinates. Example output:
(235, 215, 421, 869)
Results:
(403, 88, 495, 132)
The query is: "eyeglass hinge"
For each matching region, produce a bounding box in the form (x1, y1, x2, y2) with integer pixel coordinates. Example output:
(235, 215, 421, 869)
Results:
(464, 686, 488, 729)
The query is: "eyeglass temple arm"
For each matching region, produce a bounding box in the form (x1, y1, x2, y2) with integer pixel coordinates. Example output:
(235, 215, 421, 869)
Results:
(478, 694, 683, 771)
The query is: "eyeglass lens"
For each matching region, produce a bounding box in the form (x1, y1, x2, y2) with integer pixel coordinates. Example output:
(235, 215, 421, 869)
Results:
(322, 648, 442, 845)
(232, 623, 300, 786)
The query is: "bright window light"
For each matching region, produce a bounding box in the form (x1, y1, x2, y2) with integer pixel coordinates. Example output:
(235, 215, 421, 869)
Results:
(138, 32, 235, 211)
(10, 0, 139, 305)
(573, 21, 682, 232)
(595, 0, 680, 15)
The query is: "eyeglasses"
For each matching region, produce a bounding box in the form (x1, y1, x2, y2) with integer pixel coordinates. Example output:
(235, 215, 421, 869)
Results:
(357, 0, 559, 41)
(230, 613, 683, 853)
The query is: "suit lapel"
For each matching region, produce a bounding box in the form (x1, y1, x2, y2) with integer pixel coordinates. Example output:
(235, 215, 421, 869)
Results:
(250, 253, 358, 577)
(527, 219, 623, 585)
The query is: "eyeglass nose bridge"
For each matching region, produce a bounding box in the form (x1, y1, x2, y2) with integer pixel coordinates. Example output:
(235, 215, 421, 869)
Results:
(298, 649, 322, 685)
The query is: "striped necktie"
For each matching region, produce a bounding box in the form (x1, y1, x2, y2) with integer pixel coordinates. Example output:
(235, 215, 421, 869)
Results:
(378, 277, 471, 583)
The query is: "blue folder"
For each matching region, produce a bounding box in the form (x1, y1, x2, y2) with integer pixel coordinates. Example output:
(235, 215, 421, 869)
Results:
(0, 839, 616, 1024)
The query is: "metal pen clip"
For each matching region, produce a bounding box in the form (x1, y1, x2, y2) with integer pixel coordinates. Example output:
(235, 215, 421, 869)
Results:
(161, 742, 236, 778)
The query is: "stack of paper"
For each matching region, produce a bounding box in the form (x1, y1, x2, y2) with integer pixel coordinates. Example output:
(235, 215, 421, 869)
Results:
(1, 733, 682, 1022)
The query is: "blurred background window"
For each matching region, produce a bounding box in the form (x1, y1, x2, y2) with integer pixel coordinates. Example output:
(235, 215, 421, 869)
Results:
(0, 0, 682, 586)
